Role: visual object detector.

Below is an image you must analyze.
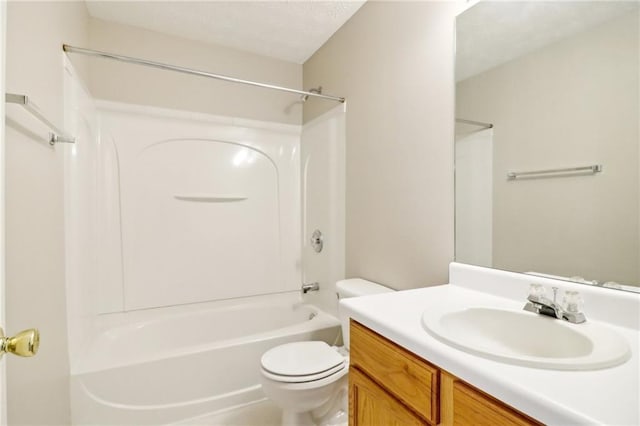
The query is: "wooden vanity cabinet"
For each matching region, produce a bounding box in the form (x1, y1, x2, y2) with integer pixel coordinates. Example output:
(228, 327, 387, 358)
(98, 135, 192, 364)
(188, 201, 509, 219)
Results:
(348, 320, 543, 426)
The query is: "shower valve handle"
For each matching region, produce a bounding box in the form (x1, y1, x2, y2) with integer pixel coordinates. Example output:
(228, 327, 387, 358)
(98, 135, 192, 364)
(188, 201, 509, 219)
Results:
(310, 230, 323, 253)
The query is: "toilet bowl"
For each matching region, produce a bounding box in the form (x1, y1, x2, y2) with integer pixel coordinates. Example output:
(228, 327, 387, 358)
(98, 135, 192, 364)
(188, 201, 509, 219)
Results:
(260, 342, 348, 425)
(259, 279, 393, 426)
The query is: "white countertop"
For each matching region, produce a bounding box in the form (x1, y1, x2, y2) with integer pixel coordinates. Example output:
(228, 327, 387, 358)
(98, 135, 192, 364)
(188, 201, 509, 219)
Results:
(340, 265, 640, 425)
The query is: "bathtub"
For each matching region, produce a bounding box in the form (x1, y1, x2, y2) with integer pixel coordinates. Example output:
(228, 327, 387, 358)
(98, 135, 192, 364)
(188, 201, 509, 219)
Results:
(70, 293, 340, 425)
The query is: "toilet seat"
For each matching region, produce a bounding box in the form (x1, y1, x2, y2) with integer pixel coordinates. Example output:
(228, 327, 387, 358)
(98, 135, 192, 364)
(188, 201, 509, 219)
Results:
(262, 362, 346, 383)
(261, 341, 347, 384)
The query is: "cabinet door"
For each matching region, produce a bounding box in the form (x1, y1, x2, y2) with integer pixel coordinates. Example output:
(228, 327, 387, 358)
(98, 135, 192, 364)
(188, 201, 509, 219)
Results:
(349, 367, 428, 426)
(350, 321, 439, 423)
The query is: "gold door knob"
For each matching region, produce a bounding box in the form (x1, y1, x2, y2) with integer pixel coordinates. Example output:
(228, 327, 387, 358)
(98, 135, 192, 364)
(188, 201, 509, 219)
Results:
(0, 327, 40, 358)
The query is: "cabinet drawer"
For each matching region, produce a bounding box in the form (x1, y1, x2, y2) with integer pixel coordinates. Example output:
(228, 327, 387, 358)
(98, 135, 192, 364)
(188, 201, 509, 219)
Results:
(349, 320, 439, 424)
(451, 380, 542, 426)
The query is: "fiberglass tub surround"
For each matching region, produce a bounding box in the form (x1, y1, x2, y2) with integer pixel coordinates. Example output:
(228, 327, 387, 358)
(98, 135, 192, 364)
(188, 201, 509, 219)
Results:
(97, 101, 301, 311)
(64, 63, 301, 328)
(63, 62, 347, 424)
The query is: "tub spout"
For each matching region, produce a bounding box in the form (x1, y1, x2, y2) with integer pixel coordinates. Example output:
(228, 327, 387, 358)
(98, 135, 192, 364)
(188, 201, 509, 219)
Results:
(302, 282, 320, 294)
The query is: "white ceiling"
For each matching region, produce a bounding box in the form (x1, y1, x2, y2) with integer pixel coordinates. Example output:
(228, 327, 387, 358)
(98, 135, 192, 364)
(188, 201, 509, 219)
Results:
(456, 1, 639, 81)
(86, 1, 366, 64)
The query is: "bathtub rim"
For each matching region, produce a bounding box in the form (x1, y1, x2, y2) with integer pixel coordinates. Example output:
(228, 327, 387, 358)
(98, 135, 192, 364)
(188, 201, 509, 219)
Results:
(73, 292, 340, 375)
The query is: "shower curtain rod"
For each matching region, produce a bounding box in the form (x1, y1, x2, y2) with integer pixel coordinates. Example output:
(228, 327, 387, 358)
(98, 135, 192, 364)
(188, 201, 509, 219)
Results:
(62, 44, 345, 103)
(455, 118, 493, 129)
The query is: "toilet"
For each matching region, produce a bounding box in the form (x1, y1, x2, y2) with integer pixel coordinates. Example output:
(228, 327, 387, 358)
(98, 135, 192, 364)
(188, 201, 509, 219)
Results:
(260, 278, 394, 426)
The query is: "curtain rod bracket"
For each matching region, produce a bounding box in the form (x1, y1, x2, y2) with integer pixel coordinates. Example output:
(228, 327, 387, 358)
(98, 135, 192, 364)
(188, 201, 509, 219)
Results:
(455, 118, 493, 129)
(49, 133, 76, 146)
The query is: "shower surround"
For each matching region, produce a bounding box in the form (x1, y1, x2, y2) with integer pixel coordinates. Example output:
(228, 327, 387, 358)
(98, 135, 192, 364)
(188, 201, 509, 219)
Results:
(63, 61, 345, 424)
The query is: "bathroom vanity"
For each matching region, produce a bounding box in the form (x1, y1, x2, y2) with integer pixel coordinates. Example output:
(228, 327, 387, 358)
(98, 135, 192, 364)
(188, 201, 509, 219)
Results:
(341, 263, 640, 425)
(349, 320, 541, 425)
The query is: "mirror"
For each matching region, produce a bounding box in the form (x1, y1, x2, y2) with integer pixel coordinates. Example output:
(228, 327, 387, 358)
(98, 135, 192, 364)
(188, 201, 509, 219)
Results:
(455, 1, 640, 292)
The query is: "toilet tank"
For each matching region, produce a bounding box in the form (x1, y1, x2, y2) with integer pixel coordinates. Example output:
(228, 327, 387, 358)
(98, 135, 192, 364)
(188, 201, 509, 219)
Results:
(337, 278, 394, 348)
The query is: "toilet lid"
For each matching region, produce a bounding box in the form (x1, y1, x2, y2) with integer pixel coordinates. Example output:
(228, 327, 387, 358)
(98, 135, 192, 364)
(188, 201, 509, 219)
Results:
(261, 341, 345, 377)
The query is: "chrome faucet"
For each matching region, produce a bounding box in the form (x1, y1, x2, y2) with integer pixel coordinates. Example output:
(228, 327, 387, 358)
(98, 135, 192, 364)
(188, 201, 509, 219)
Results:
(302, 282, 320, 294)
(523, 285, 586, 324)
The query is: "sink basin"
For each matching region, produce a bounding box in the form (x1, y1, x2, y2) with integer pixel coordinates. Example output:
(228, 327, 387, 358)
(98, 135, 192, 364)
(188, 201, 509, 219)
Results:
(422, 306, 631, 370)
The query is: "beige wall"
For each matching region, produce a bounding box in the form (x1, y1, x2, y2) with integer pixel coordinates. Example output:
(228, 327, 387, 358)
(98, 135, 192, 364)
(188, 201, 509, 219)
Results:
(5, 2, 90, 424)
(303, 1, 457, 290)
(457, 13, 639, 285)
(89, 18, 303, 125)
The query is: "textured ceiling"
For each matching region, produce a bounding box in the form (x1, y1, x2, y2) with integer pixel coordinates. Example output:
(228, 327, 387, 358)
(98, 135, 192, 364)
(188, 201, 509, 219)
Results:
(457, 1, 639, 81)
(86, 1, 366, 64)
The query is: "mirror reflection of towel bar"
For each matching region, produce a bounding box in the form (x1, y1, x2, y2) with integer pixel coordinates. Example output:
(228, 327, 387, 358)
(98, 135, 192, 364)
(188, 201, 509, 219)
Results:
(507, 164, 602, 180)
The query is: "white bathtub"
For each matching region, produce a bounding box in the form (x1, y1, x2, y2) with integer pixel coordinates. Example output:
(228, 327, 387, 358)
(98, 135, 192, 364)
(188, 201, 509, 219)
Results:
(70, 293, 340, 425)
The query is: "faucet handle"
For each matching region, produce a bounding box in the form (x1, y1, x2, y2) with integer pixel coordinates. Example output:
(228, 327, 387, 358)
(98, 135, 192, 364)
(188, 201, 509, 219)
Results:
(562, 290, 584, 313)
(528, 283, 546, 299)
